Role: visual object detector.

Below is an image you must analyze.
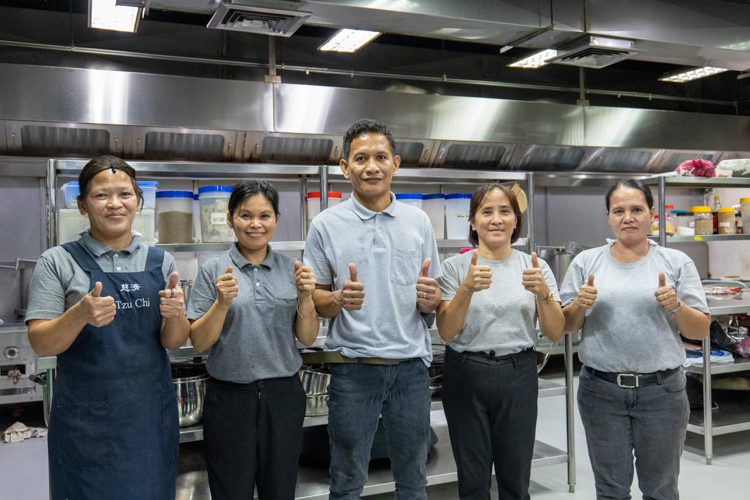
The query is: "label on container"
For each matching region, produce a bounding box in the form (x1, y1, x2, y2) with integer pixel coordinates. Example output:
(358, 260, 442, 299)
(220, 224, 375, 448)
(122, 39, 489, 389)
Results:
(211, 213, 227, 225)
(719, 222, 732, 228)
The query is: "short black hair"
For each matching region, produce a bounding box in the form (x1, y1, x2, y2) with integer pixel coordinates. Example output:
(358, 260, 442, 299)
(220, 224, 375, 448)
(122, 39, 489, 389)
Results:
(605, 179, 654, 212)
(342, 118, 396, 162)
(228, 180, 280, 218)
(77, 155, 143, 209)
(468, 182, 524, 246)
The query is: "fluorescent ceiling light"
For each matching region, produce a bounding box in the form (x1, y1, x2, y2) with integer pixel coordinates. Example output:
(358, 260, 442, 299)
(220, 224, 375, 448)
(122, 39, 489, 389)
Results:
(89, 0, 140, 33)
(659, 66, 729, 83)
(319, 29, 380, 53)
(508, 49, 557, 69)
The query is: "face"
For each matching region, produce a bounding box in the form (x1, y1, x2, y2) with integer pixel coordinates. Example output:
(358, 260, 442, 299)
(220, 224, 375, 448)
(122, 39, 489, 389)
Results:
(77, 169, 140, 240)
(607, 187, 655, 243)
(470, 189, 517, 250)
(228, 194, 278, 252)
(341, 133, 400, 203)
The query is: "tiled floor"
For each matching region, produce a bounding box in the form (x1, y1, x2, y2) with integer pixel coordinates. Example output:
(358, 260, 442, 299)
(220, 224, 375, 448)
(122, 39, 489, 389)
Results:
(3, 364, 750, 500)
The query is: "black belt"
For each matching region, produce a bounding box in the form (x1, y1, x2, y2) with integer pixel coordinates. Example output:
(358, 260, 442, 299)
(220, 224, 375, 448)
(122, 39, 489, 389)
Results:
(584, 365, 681, 388)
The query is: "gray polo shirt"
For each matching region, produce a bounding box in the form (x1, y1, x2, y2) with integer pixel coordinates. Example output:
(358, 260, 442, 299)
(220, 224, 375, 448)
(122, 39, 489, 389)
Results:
(559, 240, 709, 373)
(303, 194, 442, 364)
(439, 250, 560, 356)
(25, 230, 176, 324)
(186, 244, 302, 384)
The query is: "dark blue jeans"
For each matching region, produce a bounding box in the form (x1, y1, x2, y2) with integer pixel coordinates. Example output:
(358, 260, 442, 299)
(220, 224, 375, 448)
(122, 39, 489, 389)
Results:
(327, 359, 431, 500)
(578, 366, 690, 500)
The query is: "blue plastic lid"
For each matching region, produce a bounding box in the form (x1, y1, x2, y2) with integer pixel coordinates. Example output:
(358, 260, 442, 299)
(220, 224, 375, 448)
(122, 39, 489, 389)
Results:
(138, 181, 158, 188)
(156, 190, 193, 199)
(422, 193, 446, 200)
(395, 193, 423, 200)
(198, 185, 234, 194)
(194, 194, 199, 200)
(446, 193, 472, 200)
(63, 181, 78, 187)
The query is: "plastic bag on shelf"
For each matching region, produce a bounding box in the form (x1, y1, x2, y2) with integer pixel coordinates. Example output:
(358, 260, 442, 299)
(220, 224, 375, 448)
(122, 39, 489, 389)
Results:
(738, 336, 750, 359)
(675, 158, 716, 177)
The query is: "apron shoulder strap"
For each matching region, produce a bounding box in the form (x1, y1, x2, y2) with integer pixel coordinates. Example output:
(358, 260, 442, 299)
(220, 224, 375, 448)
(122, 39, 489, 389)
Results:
(61, 241, 101, 273)
(145, 245, 166, 272)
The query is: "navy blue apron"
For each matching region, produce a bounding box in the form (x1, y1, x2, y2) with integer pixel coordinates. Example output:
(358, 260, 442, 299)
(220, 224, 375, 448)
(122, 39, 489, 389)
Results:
(48, 241, 179, 500)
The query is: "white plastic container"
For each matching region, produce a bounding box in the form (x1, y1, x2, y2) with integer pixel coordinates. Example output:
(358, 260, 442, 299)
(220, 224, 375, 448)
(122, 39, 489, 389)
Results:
(198, 186, 234, 243)
(58, 209, 155, 245)
(395, 193, 423, 209)
(445, 193, 472, 239)
(61, 181, 158, 210)
(422, 193, 445, 239)
(193, 193, 201, 243)
(741, 198, 750, 234)
(306, 192, 342, 228)
(155, 191, 193, 244)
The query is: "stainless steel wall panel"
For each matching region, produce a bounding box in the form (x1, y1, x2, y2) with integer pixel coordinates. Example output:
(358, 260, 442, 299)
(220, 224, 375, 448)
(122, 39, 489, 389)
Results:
(4, 121, 126, 158)
(0, 64, 273, 132)
(0, 122, 5, 156)
(274, 84, 585, 145)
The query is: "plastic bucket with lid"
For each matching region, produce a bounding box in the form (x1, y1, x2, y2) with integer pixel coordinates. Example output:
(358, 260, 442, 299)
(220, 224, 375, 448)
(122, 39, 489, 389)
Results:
(395, 193, 423, 209)
(741, 198, 750, 234)
(445, 193, 472, 239)
(306, 192, 342, 227)
(156, 191, 193, 243)
(62, 180, 158, 210)
(199, 186, 234, 243)
(422, 193, 445, 239)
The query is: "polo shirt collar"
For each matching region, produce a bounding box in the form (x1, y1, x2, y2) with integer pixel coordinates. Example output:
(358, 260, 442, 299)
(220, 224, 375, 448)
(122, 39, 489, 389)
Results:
(230, 243, 275, 269)
(350, 192, 397, 220)
(79, 229, 141, 257)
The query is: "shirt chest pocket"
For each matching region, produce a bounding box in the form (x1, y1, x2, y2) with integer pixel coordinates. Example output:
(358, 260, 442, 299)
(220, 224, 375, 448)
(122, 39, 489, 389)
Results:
(390, 249, 420, 286)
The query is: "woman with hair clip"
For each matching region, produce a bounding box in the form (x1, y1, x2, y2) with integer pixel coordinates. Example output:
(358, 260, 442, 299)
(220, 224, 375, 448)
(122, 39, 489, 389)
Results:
(187, 179, 319, 500)
(560, 179, 710, 500)
(436, 182, 565, 500)
(25, 155, 190, 500)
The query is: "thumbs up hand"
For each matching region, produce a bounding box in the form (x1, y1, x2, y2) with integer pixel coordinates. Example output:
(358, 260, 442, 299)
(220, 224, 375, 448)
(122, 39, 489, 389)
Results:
(159, 272, 185, 318)
(461, 250, 492, 293)
(655, 272, 679, 310)
(417, 258, 441, 312)
(576, 273, 598, 310)
(80, 281, 116, 327)
(294, 261, 317, 300)
(337, 263, 365, 311)
(215, 266, 239, 308)
(522, 252, 551, 300)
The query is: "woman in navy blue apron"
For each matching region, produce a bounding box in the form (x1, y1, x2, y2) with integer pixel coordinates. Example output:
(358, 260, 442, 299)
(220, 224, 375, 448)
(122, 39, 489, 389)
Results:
(26, 155, 191, 500)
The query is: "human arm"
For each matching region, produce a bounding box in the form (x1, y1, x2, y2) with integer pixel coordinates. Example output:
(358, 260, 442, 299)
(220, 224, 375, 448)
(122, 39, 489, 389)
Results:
(159, 272, 191, 350)
(562, 273, 597, 334)
(189, 266, 237, 353)
(436, 250, 492, 342)
(293, 262, 319, 347)
(655, 271, 711, 340)
(311, 263, 364, 318)
(522, 253, 564, 342)
(416, 258, 442, 313)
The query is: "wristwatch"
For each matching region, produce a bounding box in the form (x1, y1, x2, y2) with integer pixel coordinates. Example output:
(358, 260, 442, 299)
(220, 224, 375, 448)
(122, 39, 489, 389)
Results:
(669, 298, 683, 316)
(535, 289, 554, 304)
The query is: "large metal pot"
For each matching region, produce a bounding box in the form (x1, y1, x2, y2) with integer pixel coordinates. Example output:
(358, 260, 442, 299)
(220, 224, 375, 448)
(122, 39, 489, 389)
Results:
(171, 361, 209, 427)
(299, 365, 331, 416)
(537, 246, 575, 285)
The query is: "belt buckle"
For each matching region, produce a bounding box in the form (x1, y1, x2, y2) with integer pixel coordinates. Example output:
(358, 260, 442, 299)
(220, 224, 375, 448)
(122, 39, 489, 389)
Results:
(617, 373, 639, 388)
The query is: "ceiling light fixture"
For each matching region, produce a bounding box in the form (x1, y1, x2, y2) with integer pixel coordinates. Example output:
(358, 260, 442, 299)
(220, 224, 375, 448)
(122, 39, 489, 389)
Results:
(89, 0, 141, 33)
(508, 49, 557, 69)
(319, 29, 381, 53)
(659, 66, 729, 83)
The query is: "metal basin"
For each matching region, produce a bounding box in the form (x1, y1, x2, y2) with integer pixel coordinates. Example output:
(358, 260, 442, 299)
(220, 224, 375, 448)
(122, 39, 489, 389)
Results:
(299, 366, 330, 395)
(305, 393, 329, 416)
(172, 362, 209, 427)
(537, 351, 551, 374)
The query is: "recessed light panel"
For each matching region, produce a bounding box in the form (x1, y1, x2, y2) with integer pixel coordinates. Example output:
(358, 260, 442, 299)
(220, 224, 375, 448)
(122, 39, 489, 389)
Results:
(659, 67, 729, 83)
(319, 29, 381, 53)
(508, 49, 558, 69)
(90, 0, 140, 32)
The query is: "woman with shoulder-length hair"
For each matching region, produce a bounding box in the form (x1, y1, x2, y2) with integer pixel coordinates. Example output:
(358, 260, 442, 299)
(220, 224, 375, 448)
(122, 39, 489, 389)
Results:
(26, 155, 190, 500)
(187, 179, 319, 500)
(560, 178, 710, 500)
(436, 182, 565, 500)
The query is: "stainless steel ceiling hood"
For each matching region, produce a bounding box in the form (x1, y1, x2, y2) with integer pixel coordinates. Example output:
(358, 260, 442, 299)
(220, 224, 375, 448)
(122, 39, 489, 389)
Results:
(549, 36, 639, 69)
(206, 0, 311, 36)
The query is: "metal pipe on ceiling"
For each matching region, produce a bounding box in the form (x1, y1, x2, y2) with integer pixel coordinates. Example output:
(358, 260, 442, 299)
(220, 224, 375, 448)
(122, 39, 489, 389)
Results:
(0, 39, 737, 108)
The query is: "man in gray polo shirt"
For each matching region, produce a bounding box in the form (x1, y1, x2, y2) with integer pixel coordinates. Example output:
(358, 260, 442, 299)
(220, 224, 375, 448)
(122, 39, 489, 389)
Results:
(304, 119, 442, 500)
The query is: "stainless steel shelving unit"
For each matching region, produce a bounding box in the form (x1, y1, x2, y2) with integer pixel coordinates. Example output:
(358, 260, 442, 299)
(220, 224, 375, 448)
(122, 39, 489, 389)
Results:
(645, 175, 750, 465)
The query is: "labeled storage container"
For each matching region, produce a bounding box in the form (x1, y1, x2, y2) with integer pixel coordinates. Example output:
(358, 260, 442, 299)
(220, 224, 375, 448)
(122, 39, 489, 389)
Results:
(718, 207, 736, 235)
(395, 193, 423, 209)
(193, 193, 201, 243)
(422, 193, 445, 239)
(61, 181, 158, 210)
(691, 206, 713, 235)
(675, 212, 695, 236)
(741, 198, 750, 234)
(199, 186, 234, 243)
(651, 215, 661, 236)
(306, 192, 342, 228)
(445, 193, 472, 240)
(58, 209, 155, 245)
(156, 191, 193, 244)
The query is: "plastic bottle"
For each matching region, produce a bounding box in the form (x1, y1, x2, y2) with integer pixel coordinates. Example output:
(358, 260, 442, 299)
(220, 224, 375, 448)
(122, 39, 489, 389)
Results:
(664, 204, 675, 235)
(712, 195, 722, 234)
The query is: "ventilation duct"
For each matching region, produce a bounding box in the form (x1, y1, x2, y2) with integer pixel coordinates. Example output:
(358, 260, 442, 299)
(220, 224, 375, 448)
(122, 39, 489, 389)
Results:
(144, 132, 225, 161)
(549, 36, 638, 69)
(21, 126, 110, 157)
(207, 0, 311, 36)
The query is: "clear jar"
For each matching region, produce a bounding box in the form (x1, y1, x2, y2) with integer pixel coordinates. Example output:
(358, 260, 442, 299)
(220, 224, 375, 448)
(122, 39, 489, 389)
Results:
(691, 206, 713, 235)
(651, 215, 660, 236)
(664, 205, 675, 235)
(718, 207, 736, 235)
(675, 212, 694, 236)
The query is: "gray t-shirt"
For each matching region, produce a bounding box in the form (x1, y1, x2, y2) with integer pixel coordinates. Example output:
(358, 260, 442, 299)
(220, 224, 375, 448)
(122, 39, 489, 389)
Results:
(303, 194, 442, 364)
(559, 240, 709, 373)
(439, 250, 560, 355)
(25, 231, 176, 324)
(186, 244, 302, 384)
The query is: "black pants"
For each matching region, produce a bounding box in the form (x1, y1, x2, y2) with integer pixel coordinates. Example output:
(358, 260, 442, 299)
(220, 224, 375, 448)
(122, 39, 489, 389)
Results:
(442, 346, 538, 500)
(203, 374, 307, 500)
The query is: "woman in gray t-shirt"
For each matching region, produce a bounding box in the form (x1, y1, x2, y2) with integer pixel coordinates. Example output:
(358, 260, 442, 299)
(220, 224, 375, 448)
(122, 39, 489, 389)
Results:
(436, 182, 564, 499)
(560, 179, 710, 500)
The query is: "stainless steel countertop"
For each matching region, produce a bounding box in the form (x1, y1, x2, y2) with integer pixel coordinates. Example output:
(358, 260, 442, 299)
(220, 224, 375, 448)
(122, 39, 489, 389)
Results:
(706, 294, 750, 316)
